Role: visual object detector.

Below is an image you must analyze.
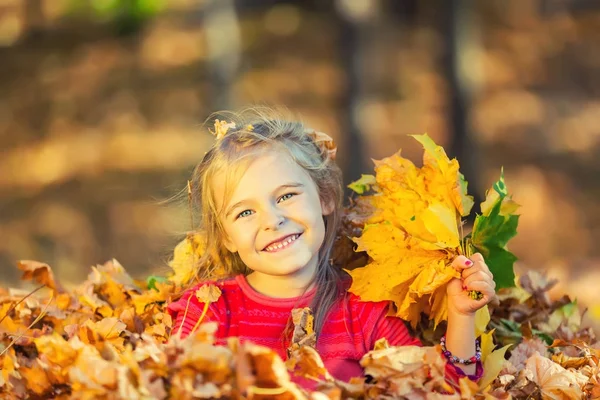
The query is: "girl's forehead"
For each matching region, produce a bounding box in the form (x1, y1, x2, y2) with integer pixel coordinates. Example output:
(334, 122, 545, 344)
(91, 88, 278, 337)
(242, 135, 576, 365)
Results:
(230, 151, 308, 189)
(212, 150, 313, 209)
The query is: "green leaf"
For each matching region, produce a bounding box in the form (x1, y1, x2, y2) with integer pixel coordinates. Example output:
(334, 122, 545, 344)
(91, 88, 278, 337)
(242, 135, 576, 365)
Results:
(531, 329, 554, 345)
(470, 242, 517, 289)
(347, 174, 376, 194)
(471, 172, 519, 289)
(146, 275, 167, 291)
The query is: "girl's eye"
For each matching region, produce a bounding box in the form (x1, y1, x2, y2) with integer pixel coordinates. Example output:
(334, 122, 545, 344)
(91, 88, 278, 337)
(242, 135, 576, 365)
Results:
(235, 193, 296, 220)
(278, 193, 295, 202)
(237, 209, 253, 219)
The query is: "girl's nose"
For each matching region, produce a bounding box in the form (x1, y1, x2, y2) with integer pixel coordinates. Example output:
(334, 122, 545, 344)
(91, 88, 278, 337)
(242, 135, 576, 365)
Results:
(261, 209, 285, 230)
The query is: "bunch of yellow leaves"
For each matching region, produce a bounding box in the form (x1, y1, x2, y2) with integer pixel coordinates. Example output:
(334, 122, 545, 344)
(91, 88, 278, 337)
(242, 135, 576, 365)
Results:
(345, 134, 508, 329)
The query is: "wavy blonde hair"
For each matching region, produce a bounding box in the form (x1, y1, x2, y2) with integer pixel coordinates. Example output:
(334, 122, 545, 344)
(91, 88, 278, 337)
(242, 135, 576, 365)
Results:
(187, 107, 349, 338)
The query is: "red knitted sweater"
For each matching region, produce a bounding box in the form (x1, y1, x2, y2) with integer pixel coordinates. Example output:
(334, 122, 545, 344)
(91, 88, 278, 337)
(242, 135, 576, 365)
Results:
(167, 275, 482, 385)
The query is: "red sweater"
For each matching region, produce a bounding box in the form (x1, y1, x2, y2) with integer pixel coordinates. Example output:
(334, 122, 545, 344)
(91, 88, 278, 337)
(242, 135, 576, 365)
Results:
(167, 275, 482, 385)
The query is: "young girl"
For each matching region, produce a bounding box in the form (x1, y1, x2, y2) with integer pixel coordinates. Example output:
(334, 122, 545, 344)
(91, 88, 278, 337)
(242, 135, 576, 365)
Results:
(167, 110, 496, 386)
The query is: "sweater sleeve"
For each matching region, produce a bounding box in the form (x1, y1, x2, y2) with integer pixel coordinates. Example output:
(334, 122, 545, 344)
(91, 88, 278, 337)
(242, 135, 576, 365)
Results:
(361, 300, 421, 350)
(363, 300, 483, 385)
(167, 284, 221, 339)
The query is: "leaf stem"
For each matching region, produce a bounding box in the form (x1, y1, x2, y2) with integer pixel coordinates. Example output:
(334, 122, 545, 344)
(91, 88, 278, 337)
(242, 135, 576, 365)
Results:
(190, 301, 211, 334)
(176, 293, 194, 337)
(0, 291, 54, 357)
(0, 284, 45, 326)
(247, 386, 288, 395)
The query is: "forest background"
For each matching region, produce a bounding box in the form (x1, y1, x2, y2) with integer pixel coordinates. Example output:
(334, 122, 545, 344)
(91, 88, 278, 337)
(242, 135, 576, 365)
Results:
(0, 0, 599, 329)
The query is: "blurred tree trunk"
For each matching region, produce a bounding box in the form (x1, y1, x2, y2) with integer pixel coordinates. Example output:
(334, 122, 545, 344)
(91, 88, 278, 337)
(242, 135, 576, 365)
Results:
(203, 0, 241, 110)
(443, 0, 483, 214)
(22, 0, 45, 37)
(336, 0, 375, 200)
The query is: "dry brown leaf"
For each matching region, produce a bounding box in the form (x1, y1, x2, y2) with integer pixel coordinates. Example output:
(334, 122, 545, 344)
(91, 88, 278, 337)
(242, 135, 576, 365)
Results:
(195, 284, 222, 303)
(288, 307, 317, 356)
(525, 352, 583, 399)
(17, 260, 65, 293)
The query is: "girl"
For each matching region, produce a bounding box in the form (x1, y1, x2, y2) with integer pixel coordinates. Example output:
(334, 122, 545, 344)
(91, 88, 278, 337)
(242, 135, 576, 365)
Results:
(167, 109, 496, 385)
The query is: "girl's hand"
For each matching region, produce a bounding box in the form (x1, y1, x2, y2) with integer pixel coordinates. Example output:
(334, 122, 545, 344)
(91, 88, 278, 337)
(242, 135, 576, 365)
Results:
(446, 253, 496, 317)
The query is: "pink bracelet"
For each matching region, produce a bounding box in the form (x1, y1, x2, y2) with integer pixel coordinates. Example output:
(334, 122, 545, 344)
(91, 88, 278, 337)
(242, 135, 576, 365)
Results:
(440, 335, 481, 365)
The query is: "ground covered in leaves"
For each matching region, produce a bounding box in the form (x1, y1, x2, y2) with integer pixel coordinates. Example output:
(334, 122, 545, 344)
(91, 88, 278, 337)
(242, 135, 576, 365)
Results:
(0, 259, 598, 399)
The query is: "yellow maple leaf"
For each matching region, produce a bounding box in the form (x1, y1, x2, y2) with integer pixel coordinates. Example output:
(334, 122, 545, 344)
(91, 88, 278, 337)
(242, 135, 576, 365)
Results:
(195, 284, 222, 303)
(347, 134, 472, 328)
(478, 344, 511, 390)
(34, 332, 78, 369)
(475, 306, 491, 337)
(168, 232, 205, 286)
(413, 134, 474, 217)
(19, 360, 52, 395)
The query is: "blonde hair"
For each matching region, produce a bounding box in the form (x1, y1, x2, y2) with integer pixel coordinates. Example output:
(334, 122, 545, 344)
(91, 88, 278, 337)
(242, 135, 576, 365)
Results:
(188, 107, 349, 338)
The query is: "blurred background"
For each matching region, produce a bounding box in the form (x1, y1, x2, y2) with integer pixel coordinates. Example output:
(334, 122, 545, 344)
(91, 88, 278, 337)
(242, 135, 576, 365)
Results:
(0, 0, 599, 324)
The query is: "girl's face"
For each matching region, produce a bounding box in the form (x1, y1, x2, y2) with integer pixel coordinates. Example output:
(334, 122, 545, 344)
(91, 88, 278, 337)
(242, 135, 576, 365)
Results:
(213, 150, 333, 291)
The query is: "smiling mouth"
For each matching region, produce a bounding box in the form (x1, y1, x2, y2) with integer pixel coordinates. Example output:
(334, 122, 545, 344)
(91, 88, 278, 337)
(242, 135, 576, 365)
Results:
(263, 233, 302, 253)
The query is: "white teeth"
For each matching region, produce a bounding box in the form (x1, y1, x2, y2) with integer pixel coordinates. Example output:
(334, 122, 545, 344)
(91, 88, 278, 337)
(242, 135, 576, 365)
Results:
(265, 234, 299, 252)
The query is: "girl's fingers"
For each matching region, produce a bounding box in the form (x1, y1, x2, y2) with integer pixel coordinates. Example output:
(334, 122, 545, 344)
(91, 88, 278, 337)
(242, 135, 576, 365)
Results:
(470, 253, 485, 263)
(461, 261, 493, 281)
(453, 253, 492, 275)
(463, 271, 494, 288)
(451, 255, 472, 270)
(463, 280, 495, 297)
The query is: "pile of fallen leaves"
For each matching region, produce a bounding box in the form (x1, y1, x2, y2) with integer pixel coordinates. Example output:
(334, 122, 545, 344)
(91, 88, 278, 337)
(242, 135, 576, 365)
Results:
(1, 134, 599, 399)
(1, 259, 598, 399)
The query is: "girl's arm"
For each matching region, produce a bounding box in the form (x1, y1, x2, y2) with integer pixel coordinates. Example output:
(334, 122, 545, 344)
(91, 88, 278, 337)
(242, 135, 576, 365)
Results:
(444, 253, 497, 378)
(445, 311, 477, 376)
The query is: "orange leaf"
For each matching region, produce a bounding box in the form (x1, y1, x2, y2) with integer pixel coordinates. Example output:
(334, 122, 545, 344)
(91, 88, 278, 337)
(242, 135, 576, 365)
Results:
(195, 284, 222, 303)
(17, 260, 65, 293)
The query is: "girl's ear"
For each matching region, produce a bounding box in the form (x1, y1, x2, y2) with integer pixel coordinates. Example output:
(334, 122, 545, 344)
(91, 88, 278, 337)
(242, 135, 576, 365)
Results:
(321, 197, 335, 216)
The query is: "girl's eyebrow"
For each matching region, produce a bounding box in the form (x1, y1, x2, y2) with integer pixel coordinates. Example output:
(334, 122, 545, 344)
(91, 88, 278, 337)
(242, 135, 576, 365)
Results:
(225, 182, 305, 217)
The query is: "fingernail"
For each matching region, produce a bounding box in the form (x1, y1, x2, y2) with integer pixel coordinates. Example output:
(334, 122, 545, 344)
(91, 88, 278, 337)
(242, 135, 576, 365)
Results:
(465, 260, 473, 266)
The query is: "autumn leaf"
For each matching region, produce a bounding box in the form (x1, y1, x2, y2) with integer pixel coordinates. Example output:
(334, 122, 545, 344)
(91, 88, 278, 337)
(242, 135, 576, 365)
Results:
(538, 300, 582, 334)
(346, 134, 474, 328)
(360, 345, 454, 397)
(475, 305, 491, 337)
(17, 260, 66, 294)
(73, 318, 127, 351)
(19, 359, 53, 395)
(168, 232, 206, 286)
(288, 307, 316, 353)
(479, 329, 497, 363)
(347, 174, 376, 195)
(525, 352, 584, 399)
(469, 171, 519, 289)
(34, 332, 78, 368)
(175, 283, 223, 337)
(412, 134, 474, 217)
(195, 284, 222, 303)
(479, 343, 511, 390)
(286, 346, 331, 381)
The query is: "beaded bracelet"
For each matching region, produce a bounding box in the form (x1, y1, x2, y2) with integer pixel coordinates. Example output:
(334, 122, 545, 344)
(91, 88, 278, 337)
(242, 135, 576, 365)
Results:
(440, 335, 482, 365)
